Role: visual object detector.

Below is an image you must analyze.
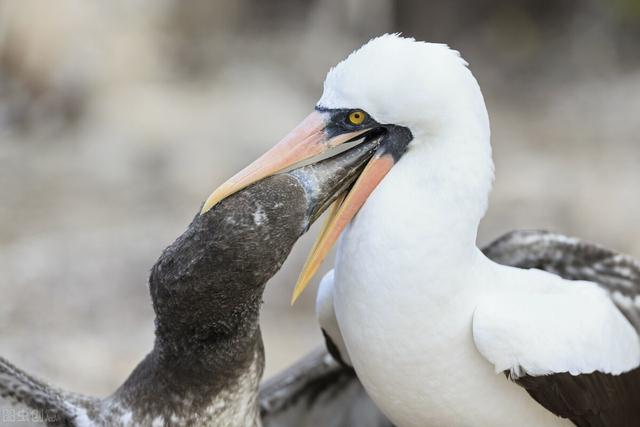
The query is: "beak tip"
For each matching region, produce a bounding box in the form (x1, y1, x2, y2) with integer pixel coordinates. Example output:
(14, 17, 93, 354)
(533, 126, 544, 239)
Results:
(200, 202, 214, 215)
(201, 188, 229, 214)
(290, 288, 302, 306)
(290, 277, 309, 305)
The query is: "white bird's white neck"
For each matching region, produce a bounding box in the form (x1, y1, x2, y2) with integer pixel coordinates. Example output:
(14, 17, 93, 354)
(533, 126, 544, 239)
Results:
(357, 108, 494, 275)
(334, 120, 495, 329)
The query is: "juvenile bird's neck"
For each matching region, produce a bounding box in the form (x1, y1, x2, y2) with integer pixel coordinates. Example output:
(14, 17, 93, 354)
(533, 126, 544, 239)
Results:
(103, 211, 269, 426)
(105, 335, 264, 426)
(105, 179, 311, 425)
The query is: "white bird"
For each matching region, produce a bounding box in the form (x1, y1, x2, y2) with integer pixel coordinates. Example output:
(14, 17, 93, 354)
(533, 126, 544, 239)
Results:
(203, 34, 640, 427)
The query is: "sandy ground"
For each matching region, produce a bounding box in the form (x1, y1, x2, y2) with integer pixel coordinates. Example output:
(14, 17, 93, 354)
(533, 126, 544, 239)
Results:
(1, 1, 639, 421)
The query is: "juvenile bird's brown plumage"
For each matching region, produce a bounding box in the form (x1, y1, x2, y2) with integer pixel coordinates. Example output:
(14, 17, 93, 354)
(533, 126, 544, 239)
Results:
(0, 140, 391, 426)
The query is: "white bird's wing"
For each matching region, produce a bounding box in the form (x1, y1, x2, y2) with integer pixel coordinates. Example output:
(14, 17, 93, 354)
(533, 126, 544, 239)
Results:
(259, 348, 391, 427)
(476, 230, 640, 426)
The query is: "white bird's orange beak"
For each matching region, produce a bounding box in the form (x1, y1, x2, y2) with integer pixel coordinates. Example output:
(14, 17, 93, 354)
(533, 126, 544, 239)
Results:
(201, 111, 367, 213)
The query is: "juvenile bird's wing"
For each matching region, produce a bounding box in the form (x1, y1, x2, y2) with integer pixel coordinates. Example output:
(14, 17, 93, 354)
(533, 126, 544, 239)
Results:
(0, 356, 94, 427)
(259, 347, 391, 427)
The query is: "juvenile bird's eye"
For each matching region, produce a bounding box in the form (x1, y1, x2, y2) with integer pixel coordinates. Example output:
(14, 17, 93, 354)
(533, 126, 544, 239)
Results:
(348, 110, 366, 126)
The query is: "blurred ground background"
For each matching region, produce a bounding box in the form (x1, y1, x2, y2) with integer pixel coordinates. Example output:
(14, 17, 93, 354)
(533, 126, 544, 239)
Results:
(1, 0, 639, 414)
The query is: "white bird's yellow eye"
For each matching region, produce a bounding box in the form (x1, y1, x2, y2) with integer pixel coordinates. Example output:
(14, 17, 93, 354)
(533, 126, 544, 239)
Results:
(348, 110, 366, 125)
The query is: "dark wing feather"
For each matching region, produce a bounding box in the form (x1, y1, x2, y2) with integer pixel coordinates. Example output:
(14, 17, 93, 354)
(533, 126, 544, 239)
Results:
(321, 329, 354, 371)
(260, 347, 392, 427)
(483, 230, 640, 427)
(512, 370, 640, 427)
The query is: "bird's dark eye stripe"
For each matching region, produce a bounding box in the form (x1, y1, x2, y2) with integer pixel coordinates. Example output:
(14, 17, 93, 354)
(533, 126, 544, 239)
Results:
(315, 107, 379, 138)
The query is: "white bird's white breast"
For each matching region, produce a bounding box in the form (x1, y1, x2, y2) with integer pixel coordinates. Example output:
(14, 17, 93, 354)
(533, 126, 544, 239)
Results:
(331, 155, 571, 427)
(328, 150, 638, 426)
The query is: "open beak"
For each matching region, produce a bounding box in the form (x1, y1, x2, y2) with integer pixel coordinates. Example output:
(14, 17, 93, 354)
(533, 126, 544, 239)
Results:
(201, 110, 368, 213)
(290, 126, 411, 303)
(290, 148, 396, 303)
(201, 108, 409, 305)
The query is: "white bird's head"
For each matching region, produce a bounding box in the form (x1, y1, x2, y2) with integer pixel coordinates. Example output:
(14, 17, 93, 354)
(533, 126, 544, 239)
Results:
(201, 34, 491, 302)
(319, 34, 487, 140)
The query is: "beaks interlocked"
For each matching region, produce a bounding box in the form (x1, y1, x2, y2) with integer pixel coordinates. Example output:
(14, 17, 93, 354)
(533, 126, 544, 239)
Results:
(201, 110, 397, 304)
